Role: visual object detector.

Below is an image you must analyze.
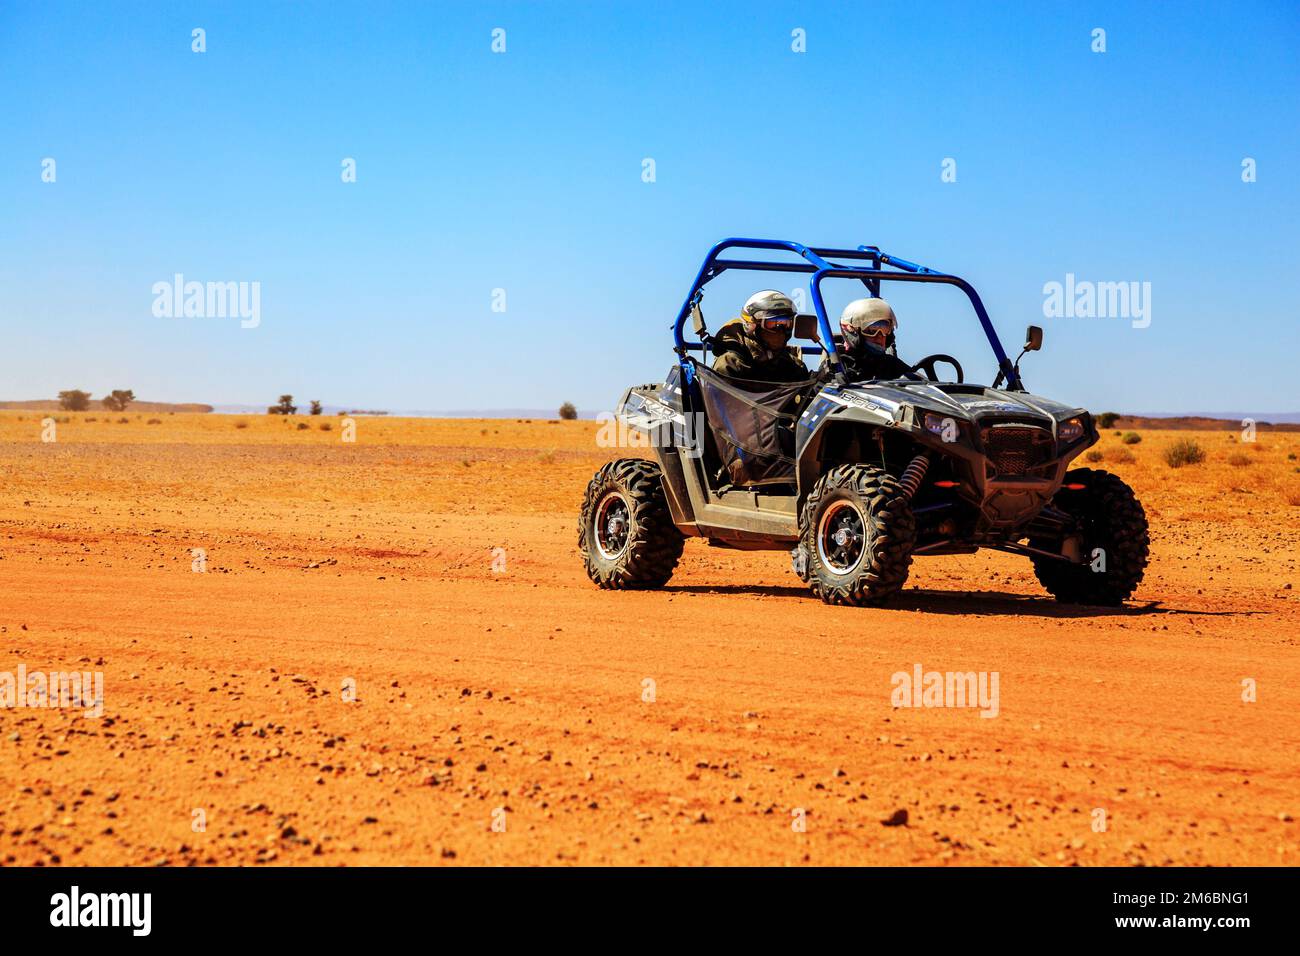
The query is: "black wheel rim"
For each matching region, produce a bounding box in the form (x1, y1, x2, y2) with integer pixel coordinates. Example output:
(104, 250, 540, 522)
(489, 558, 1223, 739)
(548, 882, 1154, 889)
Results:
(594, 491, 632, 560)
(816, 500, 868, 575)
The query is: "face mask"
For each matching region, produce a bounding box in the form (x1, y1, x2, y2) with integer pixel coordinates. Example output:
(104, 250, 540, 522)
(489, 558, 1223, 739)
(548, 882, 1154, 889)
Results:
(845, 328, 888, 354)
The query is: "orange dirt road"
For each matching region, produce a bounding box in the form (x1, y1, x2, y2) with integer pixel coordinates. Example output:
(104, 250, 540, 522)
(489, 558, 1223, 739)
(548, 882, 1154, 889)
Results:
(1, 412, 1297, 866)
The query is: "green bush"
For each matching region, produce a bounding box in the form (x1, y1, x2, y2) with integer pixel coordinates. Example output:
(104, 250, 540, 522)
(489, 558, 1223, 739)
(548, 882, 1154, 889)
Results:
(1122, 432, 1142, 445)
(1096, 412, 1120, 429)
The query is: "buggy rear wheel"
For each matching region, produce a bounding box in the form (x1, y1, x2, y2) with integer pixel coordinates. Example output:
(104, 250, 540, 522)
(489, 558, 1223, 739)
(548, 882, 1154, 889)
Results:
(579, 458, 685, 589)
(799, 464, 916, 606)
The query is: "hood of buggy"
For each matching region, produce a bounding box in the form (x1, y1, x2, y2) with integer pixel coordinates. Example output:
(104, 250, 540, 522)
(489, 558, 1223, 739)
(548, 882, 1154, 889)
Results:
(813, 380, 1086, 430)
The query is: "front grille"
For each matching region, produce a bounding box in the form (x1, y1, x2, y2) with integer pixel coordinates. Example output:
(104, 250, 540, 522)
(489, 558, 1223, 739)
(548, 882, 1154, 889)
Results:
(981, 423, 1053, 476)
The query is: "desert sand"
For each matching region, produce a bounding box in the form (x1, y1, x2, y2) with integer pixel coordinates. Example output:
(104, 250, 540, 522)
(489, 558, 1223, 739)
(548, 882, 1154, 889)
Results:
(1, 411, 1297, 866)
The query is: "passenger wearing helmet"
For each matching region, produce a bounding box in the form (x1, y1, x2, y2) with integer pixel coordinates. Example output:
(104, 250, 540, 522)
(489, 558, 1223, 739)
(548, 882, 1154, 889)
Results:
(826, 297, 917, 382)
(711, 290, 808, 383)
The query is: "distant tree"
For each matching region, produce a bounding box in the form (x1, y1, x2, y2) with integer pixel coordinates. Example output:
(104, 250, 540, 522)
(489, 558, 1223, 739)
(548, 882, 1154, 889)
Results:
(1096, 411, 1120, 429)
(309, 400, 323, 416)
(58, 389, 91, 411)
(101, 389, 136, 412)
(558, 402, 578, 420)
(268, 395, 297, 415)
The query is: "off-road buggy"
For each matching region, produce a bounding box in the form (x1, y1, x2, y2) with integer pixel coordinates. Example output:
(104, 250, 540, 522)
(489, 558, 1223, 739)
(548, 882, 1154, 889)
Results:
(579, 239, 1149, 606)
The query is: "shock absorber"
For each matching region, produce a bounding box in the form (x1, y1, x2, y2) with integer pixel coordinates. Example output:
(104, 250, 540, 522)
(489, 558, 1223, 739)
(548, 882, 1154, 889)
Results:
(897, 453, 930, 501)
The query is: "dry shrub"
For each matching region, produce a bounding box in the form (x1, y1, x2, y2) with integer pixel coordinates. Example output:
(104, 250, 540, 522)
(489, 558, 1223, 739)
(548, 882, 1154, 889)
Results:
(235, 421, 249, 429)
(1110, 448, 1136, 464)
(1227, 453, 1252, 467)
(146, 418, 162, 425)
(1085, 450, 1104, 463)
(296, 422, 310, 430)
(319, 422, 332, 431)
(1121, 431, 1141, 445)
(1164, 439, 1206, 468)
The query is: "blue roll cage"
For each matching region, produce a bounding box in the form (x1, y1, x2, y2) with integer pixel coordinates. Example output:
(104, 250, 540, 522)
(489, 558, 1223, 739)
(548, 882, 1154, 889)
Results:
(672, 238, 1022, 391)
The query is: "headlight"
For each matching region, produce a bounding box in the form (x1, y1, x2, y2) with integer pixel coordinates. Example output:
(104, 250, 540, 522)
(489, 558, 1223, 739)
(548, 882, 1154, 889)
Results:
(1058, 417, 1085, 443)
(923, 412, 960, 442)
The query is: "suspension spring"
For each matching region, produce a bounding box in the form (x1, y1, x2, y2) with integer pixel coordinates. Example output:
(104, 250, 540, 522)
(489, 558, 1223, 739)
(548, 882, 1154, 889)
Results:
(897, 454, 930, 501)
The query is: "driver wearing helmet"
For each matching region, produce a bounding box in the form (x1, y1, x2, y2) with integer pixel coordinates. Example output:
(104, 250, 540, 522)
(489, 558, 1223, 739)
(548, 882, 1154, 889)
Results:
(711, 290, 808, 383)
(826, 297, 917, 382)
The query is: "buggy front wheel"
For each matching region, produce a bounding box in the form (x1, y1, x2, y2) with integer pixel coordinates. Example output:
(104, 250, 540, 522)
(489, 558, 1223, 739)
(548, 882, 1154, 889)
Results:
(1030, 468, 1149, 606)
(799, 464, 916, 606)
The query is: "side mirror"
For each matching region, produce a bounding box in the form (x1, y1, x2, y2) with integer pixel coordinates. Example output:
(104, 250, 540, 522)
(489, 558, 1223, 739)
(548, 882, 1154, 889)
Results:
(1024, 325, 1043, 352)
(793, 314, 821, 342)
(690, 303, 706, 336)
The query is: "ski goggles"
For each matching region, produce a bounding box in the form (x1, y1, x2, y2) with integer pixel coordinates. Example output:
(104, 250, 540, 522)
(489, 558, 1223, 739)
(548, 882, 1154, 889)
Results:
(857, 320, 894, 338)
(752, 314, 794, 333)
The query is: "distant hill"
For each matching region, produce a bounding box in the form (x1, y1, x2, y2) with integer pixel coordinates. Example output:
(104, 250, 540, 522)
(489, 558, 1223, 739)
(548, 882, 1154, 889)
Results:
(1111, 414, 1300, 432)
(1124, 411, 1300, 425)
(0, 400, 213, 413)
(211, 404, 599, 419)
(4, 399, 1294, 428)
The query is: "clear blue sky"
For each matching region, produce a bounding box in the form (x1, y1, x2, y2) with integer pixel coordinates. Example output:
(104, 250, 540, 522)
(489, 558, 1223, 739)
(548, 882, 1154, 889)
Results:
(2, 1, 1297, 413)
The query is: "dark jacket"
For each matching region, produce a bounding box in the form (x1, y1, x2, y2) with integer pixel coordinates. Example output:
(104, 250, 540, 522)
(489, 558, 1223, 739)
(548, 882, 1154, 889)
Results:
(710, 320, 808, 383)
(822, 338, 917, 383)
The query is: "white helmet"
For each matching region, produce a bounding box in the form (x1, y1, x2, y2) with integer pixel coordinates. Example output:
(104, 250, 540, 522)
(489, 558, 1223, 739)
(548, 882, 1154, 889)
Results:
(839, 298, 897, 336)
(742, 290, 797, 332)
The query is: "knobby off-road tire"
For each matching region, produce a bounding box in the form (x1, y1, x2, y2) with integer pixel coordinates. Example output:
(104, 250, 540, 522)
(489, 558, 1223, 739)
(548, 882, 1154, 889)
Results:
(1030, 467, 1149, 606)
(579, 458, 685, 589)
(800, 464, 916, 606)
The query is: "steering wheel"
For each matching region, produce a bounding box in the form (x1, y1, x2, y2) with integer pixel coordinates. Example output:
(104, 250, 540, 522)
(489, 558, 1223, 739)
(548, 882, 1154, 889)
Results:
(909, 353, 964, 383)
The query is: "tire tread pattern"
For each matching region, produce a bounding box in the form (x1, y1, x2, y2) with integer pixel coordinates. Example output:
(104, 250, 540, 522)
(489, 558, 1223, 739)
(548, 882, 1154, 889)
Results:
(800, 464, 916, 606)
(579, 458, 685, 589)
(1031, 467, 1149, 606)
